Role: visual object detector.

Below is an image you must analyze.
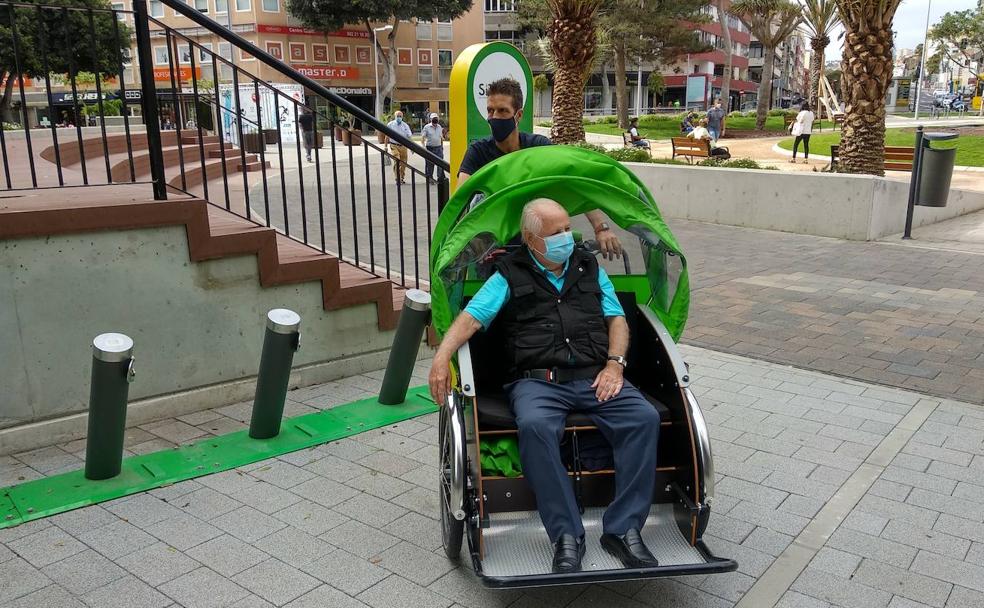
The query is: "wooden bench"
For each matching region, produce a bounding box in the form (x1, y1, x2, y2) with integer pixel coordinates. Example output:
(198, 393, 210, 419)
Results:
(828, 145, 915, 172)
(623, 132, 633, 147)
(670, 137, 711, 163)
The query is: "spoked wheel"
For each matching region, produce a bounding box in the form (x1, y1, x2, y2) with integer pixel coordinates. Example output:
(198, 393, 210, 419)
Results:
(439, 402, 465, 561)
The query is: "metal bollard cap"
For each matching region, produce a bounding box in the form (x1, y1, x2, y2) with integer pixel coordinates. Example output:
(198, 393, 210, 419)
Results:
(404, 289, 431, 312)
(267, 308, 301, 334)
(92, 333, 134, 363)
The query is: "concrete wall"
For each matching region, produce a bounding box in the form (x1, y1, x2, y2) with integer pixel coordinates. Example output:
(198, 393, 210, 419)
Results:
(626, 162, 984, 241)
(0, 226, 397, 453)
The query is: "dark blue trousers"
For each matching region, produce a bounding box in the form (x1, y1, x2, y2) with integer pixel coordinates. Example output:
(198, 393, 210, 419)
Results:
(506, 378, 661, 543)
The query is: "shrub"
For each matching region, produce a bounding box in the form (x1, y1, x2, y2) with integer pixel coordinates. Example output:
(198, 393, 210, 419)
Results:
(2, 122, 21, 130)
(566, 141, 607, 153)
(601, 115, 619, 124)
(606, 147, 655, 163)
(538, 120, 553, 127)
(699, 157, 778, 170)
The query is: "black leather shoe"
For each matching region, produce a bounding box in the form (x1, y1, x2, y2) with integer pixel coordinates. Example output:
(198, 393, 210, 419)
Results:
(601, 528, 659, 568)
(552, 533, 585, 573)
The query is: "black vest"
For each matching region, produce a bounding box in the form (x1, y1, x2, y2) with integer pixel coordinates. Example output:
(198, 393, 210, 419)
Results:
(495, 247, 610, 377)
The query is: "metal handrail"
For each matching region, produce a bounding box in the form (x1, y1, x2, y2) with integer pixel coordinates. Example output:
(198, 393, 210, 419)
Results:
(154, 0, 449, 171)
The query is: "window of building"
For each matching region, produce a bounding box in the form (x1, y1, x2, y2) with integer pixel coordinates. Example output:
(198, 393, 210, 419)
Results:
(235, 0, 250, 10)
(334, 45, 350, 63)
(289, 42, 306, 62)
(418, 67, 433, 83)
(485, 29, 525, 50)
(312, 43, 328, 62)
(416, 19, 432, 40)
(121, 46, 132, 65)
(150, 0, 163, 17)
(261, 0, 277, 12)
(418, 48, 432, 66)
(355, 46, 371, 64)
(215, 0, 227, 13)
(153, 45, 168, 65)
(111, 2, 126, 21)
(194, 0, 207, 12)
(265, 41, 283, 59)
(485, 0, 515, 11)
(397, 48, 412, 66)
(437, 22, 452, 41)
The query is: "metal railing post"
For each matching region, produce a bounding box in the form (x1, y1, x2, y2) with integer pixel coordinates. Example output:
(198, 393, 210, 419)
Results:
(379, 290, 431, 405)
(902, 125, 925, 240)
(133, 0, 168, 200)
(85, 333, 136, 480)
(249, 309, 301, 439)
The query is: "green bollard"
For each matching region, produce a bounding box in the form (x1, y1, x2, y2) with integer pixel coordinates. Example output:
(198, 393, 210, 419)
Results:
(85, 333, 136, 480)
(249, 309, 301, 439)
(378, 289, 431, 405)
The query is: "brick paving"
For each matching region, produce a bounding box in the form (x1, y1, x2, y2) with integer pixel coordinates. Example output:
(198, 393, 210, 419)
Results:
(3, 347, 983, 607)
(669, 220, 984, 405)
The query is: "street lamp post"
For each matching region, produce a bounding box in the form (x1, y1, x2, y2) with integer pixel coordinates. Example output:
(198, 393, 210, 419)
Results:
(373, 25, 393, 120)
(913, 0, 932, 120)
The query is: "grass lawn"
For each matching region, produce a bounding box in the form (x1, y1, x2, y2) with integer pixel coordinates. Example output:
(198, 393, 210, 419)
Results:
(777, 128, 984, 167)
(581, 115, 790, 140)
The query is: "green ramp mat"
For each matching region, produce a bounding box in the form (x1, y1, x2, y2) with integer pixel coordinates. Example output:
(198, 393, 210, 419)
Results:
(0, 386, 436, 529)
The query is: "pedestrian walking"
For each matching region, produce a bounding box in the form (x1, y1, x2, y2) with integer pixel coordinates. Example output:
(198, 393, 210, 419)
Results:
(421, 112, 446, 182)
(706, 98, 727, 142)
(387, 110, 413, 185)
(790, 102, 815, 164)
(298, 108, 316, 162)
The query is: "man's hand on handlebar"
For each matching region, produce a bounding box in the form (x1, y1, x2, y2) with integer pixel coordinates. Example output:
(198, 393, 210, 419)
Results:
(595, 229, 623, 260)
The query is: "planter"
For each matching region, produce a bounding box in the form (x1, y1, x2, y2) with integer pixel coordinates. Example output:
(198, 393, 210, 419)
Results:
(341, 129, 363, 146)
(377, 131, 388, 145)
(315, 132, 324, 148)
(241, 132, 264, 154)
(262, 129, 279, 144)
(334, 125, 343, 141)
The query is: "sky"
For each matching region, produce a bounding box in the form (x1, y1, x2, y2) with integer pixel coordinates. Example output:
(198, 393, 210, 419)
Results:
(822, 0, 978, 61)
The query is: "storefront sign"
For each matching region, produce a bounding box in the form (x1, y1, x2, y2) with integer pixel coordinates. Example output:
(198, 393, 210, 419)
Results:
(219, 82, 304, 146)
(256, 25, 369, 38)
(153, 67, 202, 82)
(293, 65, 359, 80)
(327, 87, 373, 96)
(448, 42, 533, 191)
(51, 91, 117, 103)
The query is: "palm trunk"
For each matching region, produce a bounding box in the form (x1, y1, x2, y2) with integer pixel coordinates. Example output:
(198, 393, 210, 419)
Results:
(715, 0, 732, 110)
(600, 60, 611, 115)
(547, 4, 598, 143)
(838, 25, 893, 175)
(551, 68, 587, 142)
(809, 36, 827, 114)
(614, 39, 629, 129)
(755, 45, 775, 130)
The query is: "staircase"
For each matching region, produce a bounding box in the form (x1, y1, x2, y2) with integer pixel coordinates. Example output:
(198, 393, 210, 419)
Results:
(0, 185, 405, 330)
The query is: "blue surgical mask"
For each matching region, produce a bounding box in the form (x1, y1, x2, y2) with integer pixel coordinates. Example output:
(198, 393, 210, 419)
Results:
(395, 116, 403, 124)
(538, 231, 574, 264)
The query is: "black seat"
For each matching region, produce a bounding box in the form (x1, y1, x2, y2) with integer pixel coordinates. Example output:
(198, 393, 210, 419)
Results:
(476, 391, 670, 430)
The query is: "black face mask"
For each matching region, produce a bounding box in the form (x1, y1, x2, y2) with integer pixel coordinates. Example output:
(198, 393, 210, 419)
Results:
(431, 118, 439, 125)
(488, 116, 517, 142)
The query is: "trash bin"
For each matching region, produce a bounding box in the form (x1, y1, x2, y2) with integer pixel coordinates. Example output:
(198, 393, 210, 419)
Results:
(262, 129, 279, 144)
(916, 132, 958, 208)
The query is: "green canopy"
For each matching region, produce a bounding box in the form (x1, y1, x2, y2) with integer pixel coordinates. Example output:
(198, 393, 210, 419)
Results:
(430, 145, 689, 340)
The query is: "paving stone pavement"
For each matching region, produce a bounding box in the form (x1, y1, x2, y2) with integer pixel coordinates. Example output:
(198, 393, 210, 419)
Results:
(665, 220, 984, 406)
(3, 349, 984, 607)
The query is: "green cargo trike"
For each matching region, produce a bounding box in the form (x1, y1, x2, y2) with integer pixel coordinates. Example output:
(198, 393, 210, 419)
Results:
(429, 145, 736, 588)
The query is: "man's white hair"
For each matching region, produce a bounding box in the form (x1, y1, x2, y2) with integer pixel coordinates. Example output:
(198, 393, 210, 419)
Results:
(521, 198, 564, 242)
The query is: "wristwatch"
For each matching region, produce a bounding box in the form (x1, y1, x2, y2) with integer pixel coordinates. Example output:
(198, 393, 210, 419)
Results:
(594, 222, 611, 234)
(607, 355, 627, 368)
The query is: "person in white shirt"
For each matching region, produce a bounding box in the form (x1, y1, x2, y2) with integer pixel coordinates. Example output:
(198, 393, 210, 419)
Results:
(420, 112, 446, 182)
(790, 102, 815, 164)
(386, 110, 414, 185)
(627, 117, 650, 149)
(687, 118, 713, 144)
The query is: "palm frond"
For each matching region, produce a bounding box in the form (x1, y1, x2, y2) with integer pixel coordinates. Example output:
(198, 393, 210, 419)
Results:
(799, 0, 839, 38)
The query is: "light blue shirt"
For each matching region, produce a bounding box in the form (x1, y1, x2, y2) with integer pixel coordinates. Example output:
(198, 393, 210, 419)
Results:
(464, 253, 625, 329)
(387, 119, 413, 140)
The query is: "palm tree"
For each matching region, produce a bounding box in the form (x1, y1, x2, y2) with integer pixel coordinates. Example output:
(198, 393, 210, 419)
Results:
(800, 0, 840, 114)
(835, 0, 902, 175)
(730, 0, 803, 129)
(545, 0, 603, 143)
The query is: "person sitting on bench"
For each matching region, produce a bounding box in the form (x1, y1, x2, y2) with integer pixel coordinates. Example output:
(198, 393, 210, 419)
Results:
(627, 118, 650, 149)
(428, 198, 662, 574)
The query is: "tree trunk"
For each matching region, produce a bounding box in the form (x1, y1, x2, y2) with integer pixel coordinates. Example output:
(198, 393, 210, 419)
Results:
(809, 36, 827, 115)
(755, 45, 775, 130)
(366, 20, 399, 120)
(838, 25, 893, 175)
(547, 6, 597, 143)
(614, 39, 628, 129)
(0, 74, 15, 125)
(715, 0, 732, 111)
(600, 60, 611, 115)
